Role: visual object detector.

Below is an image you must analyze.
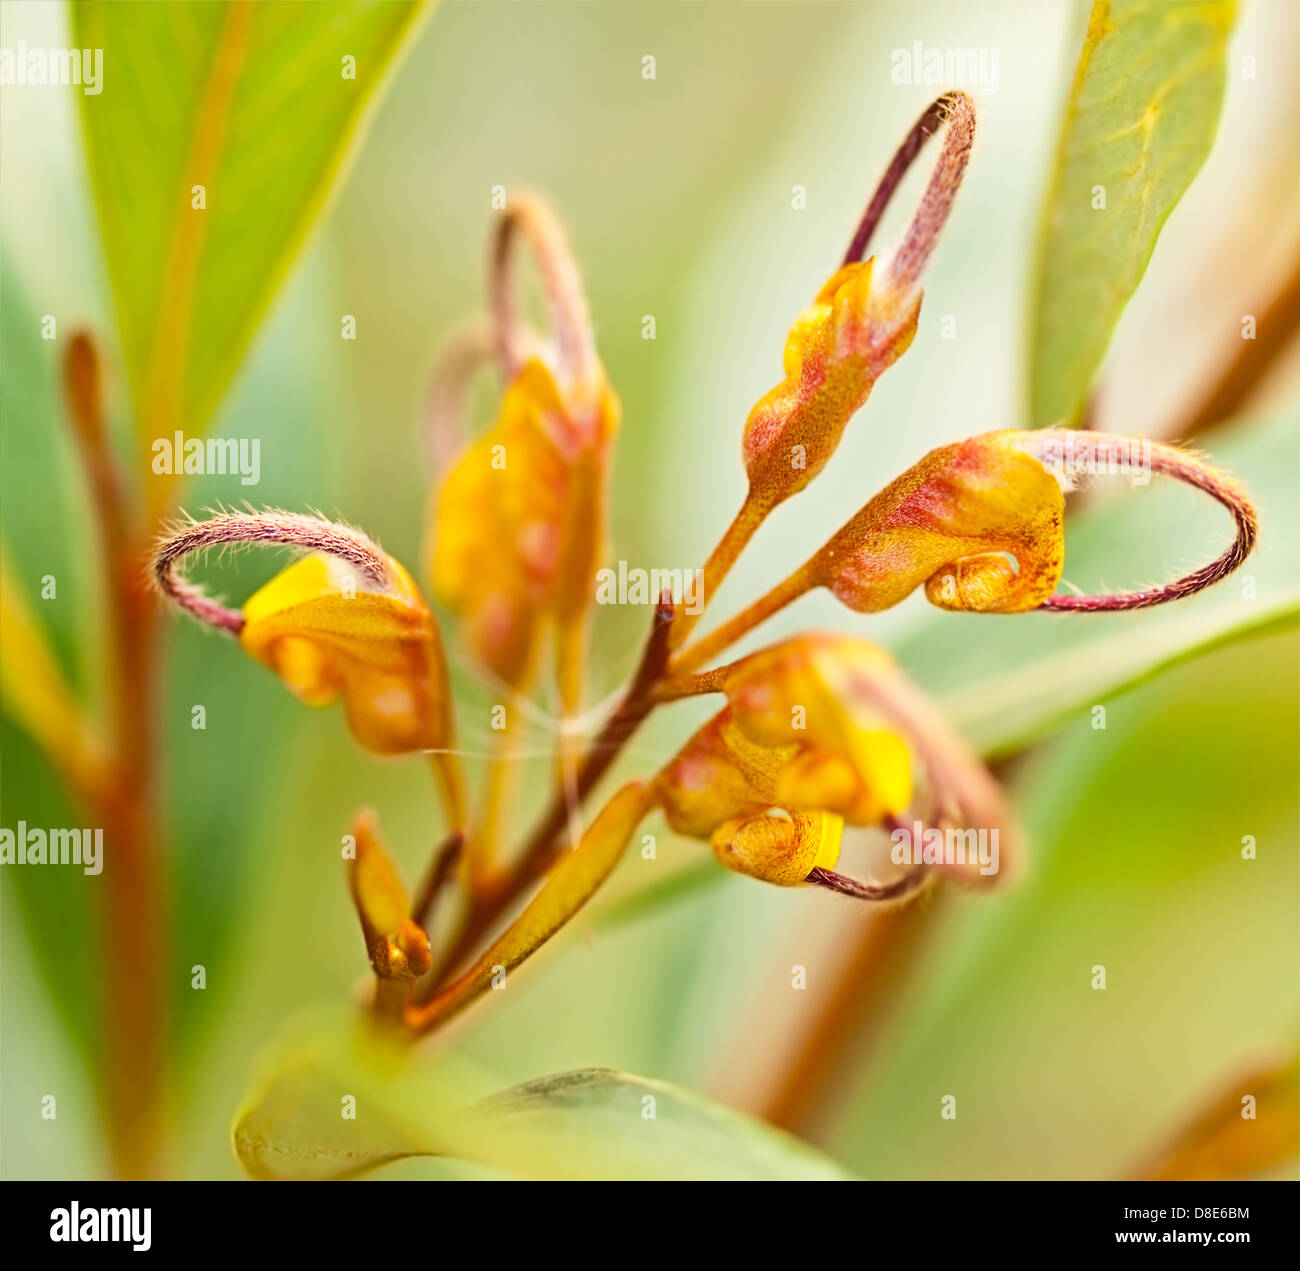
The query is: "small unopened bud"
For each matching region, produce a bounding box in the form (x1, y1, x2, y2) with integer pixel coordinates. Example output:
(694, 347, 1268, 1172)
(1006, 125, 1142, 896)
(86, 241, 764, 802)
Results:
(348, 811, 431, 981)
(742, 92, 975, 513)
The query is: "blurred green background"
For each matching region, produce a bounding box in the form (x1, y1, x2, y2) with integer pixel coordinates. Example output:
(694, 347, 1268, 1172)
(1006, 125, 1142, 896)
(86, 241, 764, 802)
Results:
(2, 0, 1297, 1179)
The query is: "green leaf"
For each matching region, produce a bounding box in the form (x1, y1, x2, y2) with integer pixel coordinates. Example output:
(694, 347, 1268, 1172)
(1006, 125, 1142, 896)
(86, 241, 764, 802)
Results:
(71, 0, 431, 437)
(231, 1011, 849, 1180)
(1028, 0, 1236, 426)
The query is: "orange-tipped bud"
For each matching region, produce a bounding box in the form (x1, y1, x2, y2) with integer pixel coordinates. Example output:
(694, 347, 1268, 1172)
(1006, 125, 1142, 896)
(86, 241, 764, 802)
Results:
(740, 92, 975, 514)
(348, 812, 431, 981)
(742, 259, 921, 509)
(241, 551, 453, 758)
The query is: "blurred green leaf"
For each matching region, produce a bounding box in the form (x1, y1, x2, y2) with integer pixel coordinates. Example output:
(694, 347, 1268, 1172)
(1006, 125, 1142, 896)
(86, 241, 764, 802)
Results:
(829, 627, 1299, 1179)
(232, 1010, 849, 1179)
(0, 263, 105, 1074)
(1028, 0, 1235, 425)
(479, 1068, 850, 1179)
(72, 0, 430, 436)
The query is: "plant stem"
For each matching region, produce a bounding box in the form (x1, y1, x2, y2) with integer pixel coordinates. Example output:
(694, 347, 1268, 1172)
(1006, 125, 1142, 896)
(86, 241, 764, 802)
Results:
(419, 598, 676, 993)
(651, 666, 727, 702)
(668, 490, 769, 651)
(411, 828, 463, 929)
(65, 335, 168, 1177)
(670, 567, 813, 677)
(99, 535, 168, 1179)
(1175, 250, 1300, 439)
(757, 892, 944, 1135)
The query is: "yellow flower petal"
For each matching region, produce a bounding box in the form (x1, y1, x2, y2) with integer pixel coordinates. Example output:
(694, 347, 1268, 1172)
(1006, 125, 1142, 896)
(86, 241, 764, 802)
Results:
(720, 636, 914, 821)
(240, 551, 452, 757)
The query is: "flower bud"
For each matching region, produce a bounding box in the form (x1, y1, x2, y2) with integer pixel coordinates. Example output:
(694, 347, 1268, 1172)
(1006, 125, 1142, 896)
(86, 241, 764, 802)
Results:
(710, 808, 843, 886)
(742, 259, 921, 509)
(812, 430, 1067, 614)
(240, 550, 453, 758)
(740, 92, 975, 513)
(347, 812, 431, 981)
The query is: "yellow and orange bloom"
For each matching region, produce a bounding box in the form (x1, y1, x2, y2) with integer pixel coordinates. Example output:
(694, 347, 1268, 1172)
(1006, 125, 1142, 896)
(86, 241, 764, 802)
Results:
(240, 551, 453, 758)
(151, 510, 466, 828)
(428, 194, 619, 715)
(424, 194, 620, 885)
(672, 428, 1258, 676)
(657, 633, 1014, 890)
(430, 354, 619, 695)
(813, 430, 1068, 615)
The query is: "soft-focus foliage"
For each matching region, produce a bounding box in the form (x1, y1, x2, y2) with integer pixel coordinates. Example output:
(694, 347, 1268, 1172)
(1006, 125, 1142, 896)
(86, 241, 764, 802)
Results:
(72, 0, 430, 437)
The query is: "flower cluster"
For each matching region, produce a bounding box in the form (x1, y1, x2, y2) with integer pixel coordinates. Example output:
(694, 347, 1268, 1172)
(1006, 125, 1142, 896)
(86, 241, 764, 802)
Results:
(152, 92, 1258, 1036)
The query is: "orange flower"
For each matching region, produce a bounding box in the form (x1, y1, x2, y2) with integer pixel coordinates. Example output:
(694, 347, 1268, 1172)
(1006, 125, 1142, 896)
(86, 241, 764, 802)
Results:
(240, 550, 453, 757)
(430, 355, 618, 691)
(656, 633, 1014, 890)
(812, 430, 1068, 614)
(152, 510, 466, 828)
